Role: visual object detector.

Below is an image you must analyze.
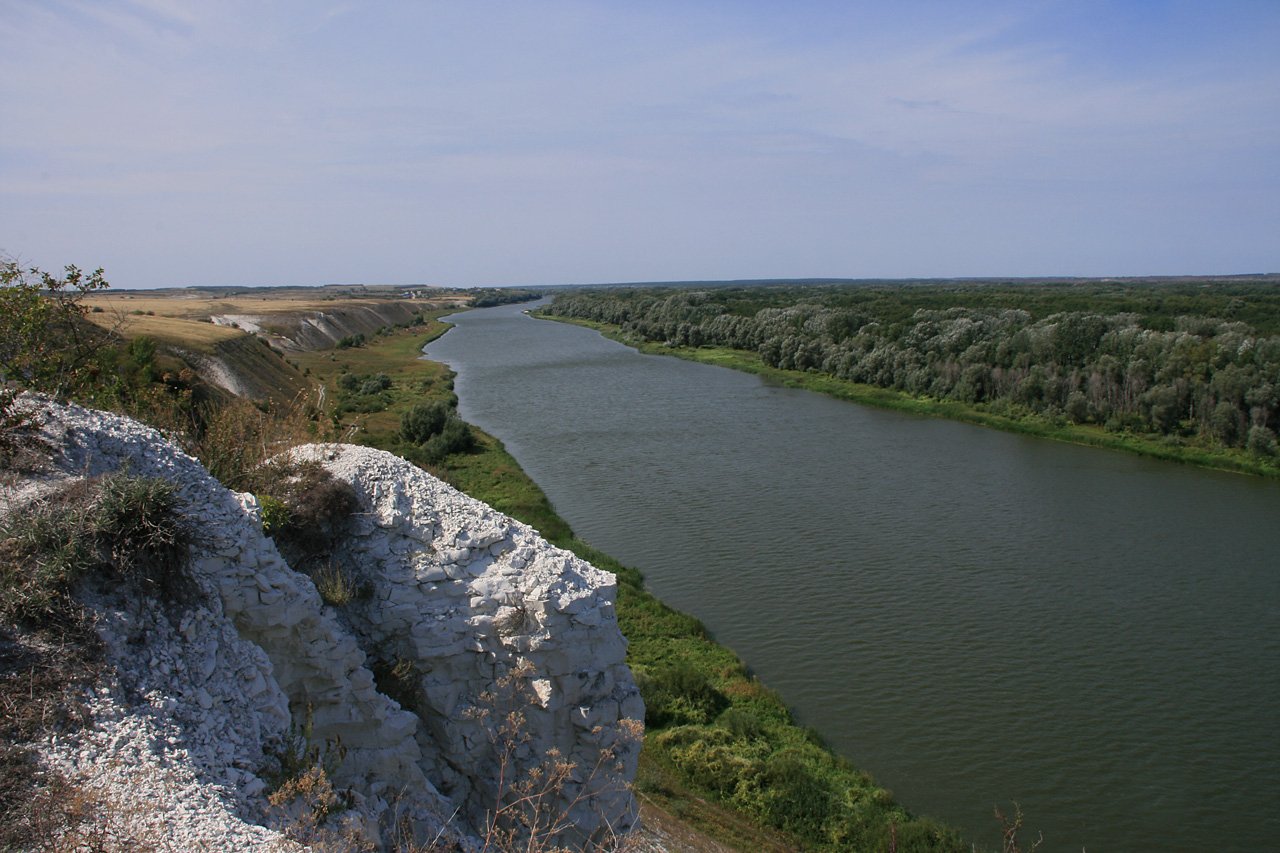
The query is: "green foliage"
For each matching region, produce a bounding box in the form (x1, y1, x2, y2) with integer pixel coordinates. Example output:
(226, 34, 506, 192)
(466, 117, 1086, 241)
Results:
(718, 706, 767, 741)
(0, 258, 110, 397)
(400, 400, 475, 462)
(335, 332, 366, 348)
(545, 281, 1280, 476)
(334, 371, 393, 414)
(420, 414, 474, 462)
(637, 660, 729, 727)
(124, 336, 159, 383)
(1247, 425, 1277, 457)
(757, 749, 836, 836)
(401, 401, 450, 444)
(257, 494, 291, 534)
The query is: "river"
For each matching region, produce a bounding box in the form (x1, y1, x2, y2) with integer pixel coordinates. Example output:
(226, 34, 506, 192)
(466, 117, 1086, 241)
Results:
(424, 299, 1280, 852)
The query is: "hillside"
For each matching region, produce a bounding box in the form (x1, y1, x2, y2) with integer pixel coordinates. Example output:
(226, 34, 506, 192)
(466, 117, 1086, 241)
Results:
(82, 291, 466, 406)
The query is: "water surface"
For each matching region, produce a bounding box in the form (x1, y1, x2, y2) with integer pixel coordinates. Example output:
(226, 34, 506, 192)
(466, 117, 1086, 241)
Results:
(425, 300, 1280, 852)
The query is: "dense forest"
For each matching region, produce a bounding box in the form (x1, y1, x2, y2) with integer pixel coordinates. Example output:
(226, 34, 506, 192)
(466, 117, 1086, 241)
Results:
(543, 280, 1280, 460)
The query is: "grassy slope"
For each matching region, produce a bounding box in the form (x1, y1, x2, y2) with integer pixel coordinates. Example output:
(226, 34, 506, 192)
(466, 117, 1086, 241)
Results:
(85, 304, 314, 404)
(539, 313, 1280, 479)
(293, 316, 967, 851)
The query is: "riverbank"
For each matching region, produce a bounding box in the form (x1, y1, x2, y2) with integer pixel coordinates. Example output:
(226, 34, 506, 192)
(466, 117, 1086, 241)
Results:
(292, 314, 973, 852)
(535, 313, 1280, 479)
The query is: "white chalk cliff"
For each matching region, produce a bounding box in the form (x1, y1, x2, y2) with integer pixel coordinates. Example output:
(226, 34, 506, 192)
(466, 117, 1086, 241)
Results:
(5, 398, 642, 850)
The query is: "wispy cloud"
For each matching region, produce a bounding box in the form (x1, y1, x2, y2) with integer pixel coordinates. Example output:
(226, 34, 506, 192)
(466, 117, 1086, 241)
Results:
(2, 1, 1277, 285)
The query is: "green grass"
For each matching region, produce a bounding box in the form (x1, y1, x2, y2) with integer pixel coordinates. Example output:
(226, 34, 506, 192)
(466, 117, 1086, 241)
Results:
(539, 313, 1280, 479)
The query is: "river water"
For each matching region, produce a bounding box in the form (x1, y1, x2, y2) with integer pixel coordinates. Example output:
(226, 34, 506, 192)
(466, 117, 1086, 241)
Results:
(424, 300, 1280, 852)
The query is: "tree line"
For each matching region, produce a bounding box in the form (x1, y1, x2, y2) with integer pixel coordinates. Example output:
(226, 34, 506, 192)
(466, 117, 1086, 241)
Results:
(544, 281, 1280, 458)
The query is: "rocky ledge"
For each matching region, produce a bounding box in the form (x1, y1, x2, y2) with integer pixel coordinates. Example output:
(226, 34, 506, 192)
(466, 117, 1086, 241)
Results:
(2, 398, 642, 850)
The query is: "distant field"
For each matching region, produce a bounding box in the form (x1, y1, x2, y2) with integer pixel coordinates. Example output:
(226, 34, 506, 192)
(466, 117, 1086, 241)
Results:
(82, 292, 464, 319)
(84, 310, 245, 349)
(82, 290, 466, 354)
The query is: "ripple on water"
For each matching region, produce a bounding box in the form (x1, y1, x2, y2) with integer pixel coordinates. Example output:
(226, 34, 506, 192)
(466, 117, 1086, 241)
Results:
(426, 303, 1280, 853)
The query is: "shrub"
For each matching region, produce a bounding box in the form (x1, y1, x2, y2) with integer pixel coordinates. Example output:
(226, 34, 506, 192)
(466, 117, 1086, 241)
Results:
(261, 706, 365, 848)
(335, 333, 366, 349)
(333, 372, 392, 415)
(258, 494, 291, 534)
(254, 461, 357, 571)
(1247, 425, 1277, 457)
(358, 374, 391, 395)
(401, 401, 449, 444)
(0, 258, 111, 398)
(420, 415, 474, 462)
(463, 660, 643, 851)
(401, 400, 476, 462)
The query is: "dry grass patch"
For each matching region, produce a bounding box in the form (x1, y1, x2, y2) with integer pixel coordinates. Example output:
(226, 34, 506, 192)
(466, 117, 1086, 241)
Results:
(85, 311, 245, 348)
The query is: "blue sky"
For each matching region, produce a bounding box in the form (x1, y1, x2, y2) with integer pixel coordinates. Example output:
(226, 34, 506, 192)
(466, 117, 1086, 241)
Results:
(2, 1, 1277, 288)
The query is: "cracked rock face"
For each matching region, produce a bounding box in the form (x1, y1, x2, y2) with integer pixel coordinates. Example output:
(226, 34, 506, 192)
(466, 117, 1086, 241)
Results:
(5, 396, 642, 850)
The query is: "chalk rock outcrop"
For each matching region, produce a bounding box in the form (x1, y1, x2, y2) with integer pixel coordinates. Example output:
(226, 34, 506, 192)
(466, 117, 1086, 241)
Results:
(5, 397, 642, 850)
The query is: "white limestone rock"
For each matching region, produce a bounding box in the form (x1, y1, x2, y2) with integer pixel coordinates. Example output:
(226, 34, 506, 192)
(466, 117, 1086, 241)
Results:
(2, 395, 641, 851)
(289, 443, 643, 844)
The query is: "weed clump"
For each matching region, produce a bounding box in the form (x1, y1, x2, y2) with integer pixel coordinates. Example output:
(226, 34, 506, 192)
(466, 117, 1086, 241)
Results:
(401, 401, 475, 463)
(263, 706, 367, 849)
(311, 561, 359, 607)
(0, 473, 191, 624)
(254, 461, 357, 565)
(464, 660, 642, 852)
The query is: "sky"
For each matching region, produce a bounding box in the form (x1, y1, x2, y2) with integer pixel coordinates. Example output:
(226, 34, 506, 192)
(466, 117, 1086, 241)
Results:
(2, 1, 1278, 289)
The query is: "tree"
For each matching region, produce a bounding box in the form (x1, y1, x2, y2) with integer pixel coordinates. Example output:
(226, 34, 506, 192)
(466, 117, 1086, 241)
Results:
(0, 258, 110, 396)
(1, 259, 111, 463)
(1247, 425, 1277, 458)
(401, 402, 450, 444)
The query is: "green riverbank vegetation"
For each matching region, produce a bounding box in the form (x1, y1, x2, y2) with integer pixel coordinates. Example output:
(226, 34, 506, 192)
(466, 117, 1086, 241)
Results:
(539, 279, 1280, 477)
